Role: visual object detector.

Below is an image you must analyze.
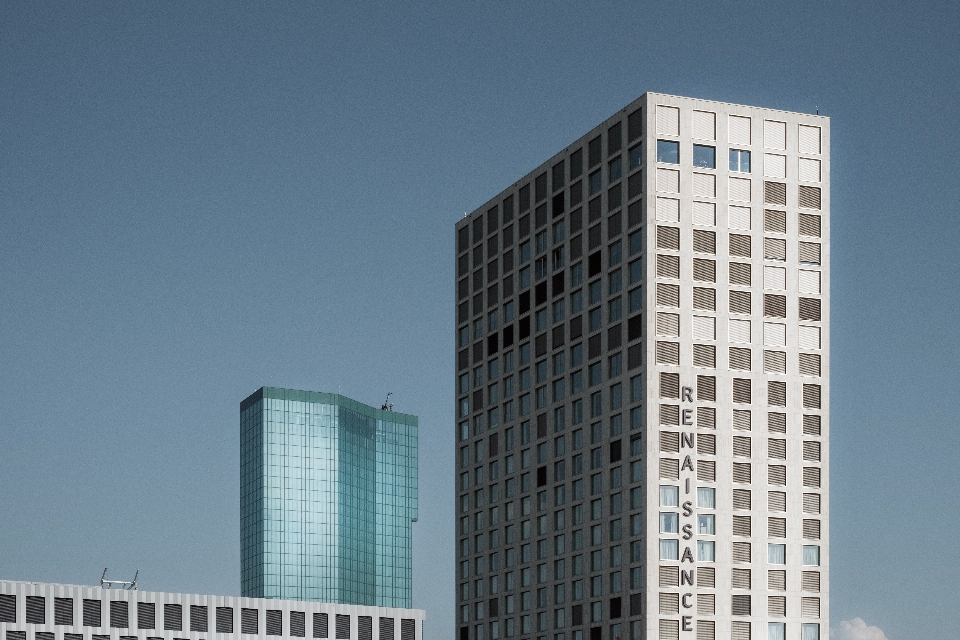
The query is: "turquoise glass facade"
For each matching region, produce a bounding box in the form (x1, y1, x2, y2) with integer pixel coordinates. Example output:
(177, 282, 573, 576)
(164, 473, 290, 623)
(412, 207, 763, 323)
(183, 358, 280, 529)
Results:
(240, 387, 418, 607)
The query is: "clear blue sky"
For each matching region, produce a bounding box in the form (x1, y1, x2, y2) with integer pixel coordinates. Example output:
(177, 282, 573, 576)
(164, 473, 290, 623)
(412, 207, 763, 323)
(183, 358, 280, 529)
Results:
(1, 3, 958, 639)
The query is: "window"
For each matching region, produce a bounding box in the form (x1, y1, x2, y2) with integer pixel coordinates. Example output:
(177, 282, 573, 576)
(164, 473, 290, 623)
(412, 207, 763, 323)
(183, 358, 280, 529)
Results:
(730, 149, 751, 172)
(697, 514, 715, 535)
(659, 539, 679, 560)
(628, 145, 642, 170)
(660, 485, 679, 506)
(768, 544, 786, 565)
(609, 158, 622, 183)
(659, 513, 679, 533)
(697, 541, 715, 562)
(693, 145, 716, 169)
(657, 140, 679, 164)
(589, 171, 602, 195)
(697, 487, 716, 508)
(803, 545, 821, 566)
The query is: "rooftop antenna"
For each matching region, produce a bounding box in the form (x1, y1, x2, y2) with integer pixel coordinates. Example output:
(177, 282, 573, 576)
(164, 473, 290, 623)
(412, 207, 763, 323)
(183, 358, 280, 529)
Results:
(381, 392, 393, 411)
(100, 568, 139, 591)
(816, 105, 819, 115)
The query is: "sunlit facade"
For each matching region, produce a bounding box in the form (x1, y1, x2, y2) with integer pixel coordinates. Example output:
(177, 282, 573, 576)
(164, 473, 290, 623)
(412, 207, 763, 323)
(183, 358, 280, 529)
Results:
(241, 387, 418, 608)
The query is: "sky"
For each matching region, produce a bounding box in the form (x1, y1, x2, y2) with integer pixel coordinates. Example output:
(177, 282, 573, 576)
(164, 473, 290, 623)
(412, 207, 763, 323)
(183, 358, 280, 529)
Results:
(1, 2, 959, 638)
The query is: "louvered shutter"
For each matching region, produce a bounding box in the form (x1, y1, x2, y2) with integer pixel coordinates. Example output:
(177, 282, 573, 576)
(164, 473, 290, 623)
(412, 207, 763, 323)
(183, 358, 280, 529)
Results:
(692, 287, 716, 310)
(660, 404, 680, 425)
(799, 325, 821, 349)
(769, 570, 787, 591)
(692, 344, 716, 368)
(728, 115, 751, 145)
(799, 353, 821, 376)
(692, 110, 716, 140)
(768, 517, 787, 538)
(657, 225, 680, 249)
(697, 432, 716, 455)
(266, 610, 282, 636)
(764, 350, 786, 374)
(803, 442, 822, 462)
(732, 378, 751, 403)
(768, 412, 787, 433)
(732, 463, 751, 484)
(803, 519, 821, 539)
(803, 384, 822, 408)
(803, 467, 822, 488)
(693, 229, 716, 253)
(26, 597, 46, 625)
(801, 598, 820, 618)
(378, 618, 394, 640)
(729, 263, 751, 287)
(803, 415, 822, 436)
(697, 567, 716, 588)
(764, 181, 786, 206)
(764, 209, 787, 233)
(730, 291, 752, 314)
(660, 431, 680, 453)
(764, 295, 786, 318)
(335, 615, 351, 640)
(803, 493, 821, 514)
(138, 603, 155, 630)
(764, 120, 787, 149)
(656, 105, 680, 136)
(799, 270, 820, 294)
(799, 125, 821, 153)
(768, 439, 787, 459)
(764, 153, 786, 178)
(729, 319, 751, 343)
(733, 409, 752, 430)
(660, 458, 679, 479)
(732, 568, 751, 588)
(768, 596, 786, 617)
(314, 613, 329, 638)
(799, 242, 821, 264)
(659, 619, 680, 640)
(697, 406, 716, 428)
(731, 594, 752, 616)
(729, 177, 751, 202)
(764, 266, 786, 290)
(768, 381, 786, 406)
(659, 566, 679, 587)
(799, 157, 821, 182)
(696, 620, 715, 640)
(189, 606, 207, 633)
(55, 599, 74, 626)
(290, 612, 306, 638)
(798, 185, 821, 209)
(731, 621, 751, 640)
(729, 347, 751, 370)
(0, 595, 16, 623)
(660, 592, 679, 614)
(656, 341, 679, 364)
(798, 213, 821, 237)
(728, 205, 751, 229)
(164, 605, 182, 632)
(657, 196, 680, 222)
(241, 608, 258, 635)
(400, 619, 415, 640)
(693, 173, 716, 197)
(357, 616, 372, 640)
(657, 168, 680, 193)
(733, 436, 751, 457)
(733, 515, 752, 536)
(802, 571, 820, 592)
(215, 607, 233, 634)
(657, 254, 680, 278)
(657, 313, 680, 337)
(692, 316, 716, 341)
(768, 465, 787, 485)
(693, 201, 715, 226)
(764, 237, 786, 260)
(84, 600, 102, 628)
(657, 283, 680, 307)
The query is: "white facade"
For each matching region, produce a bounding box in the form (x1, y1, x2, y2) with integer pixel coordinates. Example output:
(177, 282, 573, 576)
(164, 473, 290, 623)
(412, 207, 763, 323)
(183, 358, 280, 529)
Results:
(0, 582, 425, 640)
(453, 92, 828, 640)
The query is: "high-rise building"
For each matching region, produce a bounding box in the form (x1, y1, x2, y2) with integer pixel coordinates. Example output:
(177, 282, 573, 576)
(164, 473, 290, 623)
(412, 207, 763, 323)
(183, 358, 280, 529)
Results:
(454, 94, 828, 640)
(241, 387, 419, 608)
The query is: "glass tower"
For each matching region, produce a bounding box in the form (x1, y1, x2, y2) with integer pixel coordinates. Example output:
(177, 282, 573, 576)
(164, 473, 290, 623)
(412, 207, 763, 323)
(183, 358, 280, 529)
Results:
(241, 387, 418, 608)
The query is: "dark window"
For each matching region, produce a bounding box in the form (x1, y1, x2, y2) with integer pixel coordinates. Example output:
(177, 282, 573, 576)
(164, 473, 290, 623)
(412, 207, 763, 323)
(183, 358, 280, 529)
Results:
(519, 184, 531, 213)
(55, 598, 74, 626)
(458, 226, 470, 253)
(570, 180, 583, 206)
(570, 149, 584, 179)
(608, 184, 622, 212)
(163, 605, 181, 632)
(553, 161, 566, 192)
(589, 170, 602, 195)
(26, 597, 45, 625)
(83, 600, 101, 628)
(503, 195, 515, 223)
(137, 603, 155, 630)
(535, 173, 548, 203)
(588, 252, 602, 277)
(627, 172, 642, 200)
(487, 205, 499, 234)
(473, 216, 484, 242)
(189, 606, 207, 633)
(627, 108, 642, 141)
(608, 122, 622, 156)
(552, 193, 565, 218)
(290, 612, 305, 638)
(266, 610, 282, 636)
(588, 137, 602, 167)
(215, 608, 233, 634)
(657, 140, 679, 164)
(693, 145, 716, 169)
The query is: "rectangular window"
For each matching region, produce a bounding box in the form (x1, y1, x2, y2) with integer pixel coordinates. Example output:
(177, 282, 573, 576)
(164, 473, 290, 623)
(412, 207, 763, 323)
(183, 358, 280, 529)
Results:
(693, 145, 716, 169)
(729, 149, 751, 172)
(657, 140, 679, 164)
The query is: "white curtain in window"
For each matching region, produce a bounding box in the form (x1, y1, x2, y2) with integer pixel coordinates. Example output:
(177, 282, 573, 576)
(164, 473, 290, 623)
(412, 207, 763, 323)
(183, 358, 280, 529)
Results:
(768, 622, 786, 640)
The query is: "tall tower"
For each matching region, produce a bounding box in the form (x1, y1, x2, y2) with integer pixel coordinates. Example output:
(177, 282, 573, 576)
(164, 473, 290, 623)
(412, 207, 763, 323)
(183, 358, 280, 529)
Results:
(454, 94, 828, 640)
(241, 387, 419, 608)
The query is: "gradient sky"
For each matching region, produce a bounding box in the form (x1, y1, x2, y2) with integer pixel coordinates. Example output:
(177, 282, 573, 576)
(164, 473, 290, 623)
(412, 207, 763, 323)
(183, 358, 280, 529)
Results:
(2, 3, 959, 639)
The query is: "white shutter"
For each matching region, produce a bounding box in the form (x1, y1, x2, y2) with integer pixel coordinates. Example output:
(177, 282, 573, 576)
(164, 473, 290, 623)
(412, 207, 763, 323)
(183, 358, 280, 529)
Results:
(692, 315, 716, 341)
(764, 153, 786, 178)
(764, 266, 786, 290)
(799, 325, 821, 349)
(692, 110, 716, 140)
(656, 197, 680, 222)
(799, 157, 821, 183)
(693, 172, 716, 197)
(764, 120, 787, 150)
(657, 168, 680, 193)
(764, 322, 786, 347)
(799, 270, 821, 294)
(729, 177, 751, 202)
(799, 124, 821, 154)
(729, 319, 751, 343)
(728, 115, 751, 145)
(693, 201, 716, 226)
(728, 205, 751, 230)
(657, 105, 680, 136)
